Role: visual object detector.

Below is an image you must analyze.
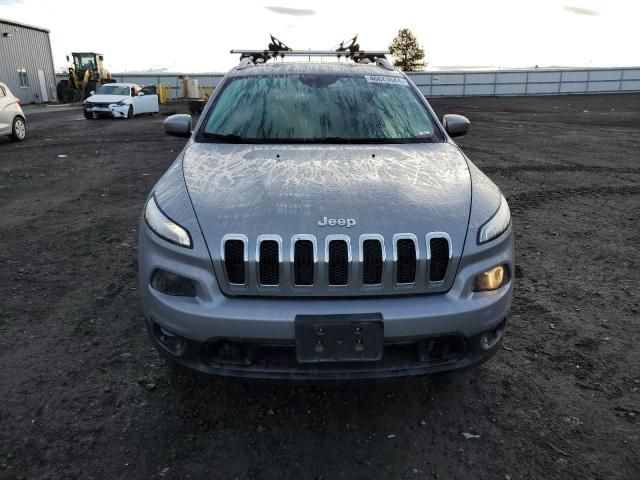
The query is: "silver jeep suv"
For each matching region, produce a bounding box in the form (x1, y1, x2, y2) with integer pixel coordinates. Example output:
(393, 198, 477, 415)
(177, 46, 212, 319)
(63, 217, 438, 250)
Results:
(138, 53, 513, 380)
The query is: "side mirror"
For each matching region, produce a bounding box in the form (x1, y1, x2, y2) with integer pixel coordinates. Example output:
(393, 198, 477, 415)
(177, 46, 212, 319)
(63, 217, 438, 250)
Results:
(442, 114, 470, 138)
(66, 55, 70, 62)
(89, 91, 95, 96)
(164, 114, 192, 138)
(99, 55, 104, 61)
(137, 92, 145, 96)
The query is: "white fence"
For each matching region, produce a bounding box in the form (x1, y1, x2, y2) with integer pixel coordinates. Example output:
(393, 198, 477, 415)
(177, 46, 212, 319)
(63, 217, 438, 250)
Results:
(56, 67, 640, 99)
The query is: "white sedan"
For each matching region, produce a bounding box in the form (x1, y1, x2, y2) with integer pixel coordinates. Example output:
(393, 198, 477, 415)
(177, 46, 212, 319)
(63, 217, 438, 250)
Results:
(0, 82, 26, 141)
(83, 83, 159, 119)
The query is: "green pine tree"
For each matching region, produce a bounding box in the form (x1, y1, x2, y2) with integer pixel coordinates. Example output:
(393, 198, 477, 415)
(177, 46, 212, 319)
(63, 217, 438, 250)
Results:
(389, 28, 426, 72)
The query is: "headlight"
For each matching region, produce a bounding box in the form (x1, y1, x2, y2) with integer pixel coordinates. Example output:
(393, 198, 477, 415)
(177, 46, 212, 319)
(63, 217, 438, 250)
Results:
(116, 100, 127, 105)
(478, 195, 511, 244)
(144, 195, 192, 248)
(474, 265, 509, 291)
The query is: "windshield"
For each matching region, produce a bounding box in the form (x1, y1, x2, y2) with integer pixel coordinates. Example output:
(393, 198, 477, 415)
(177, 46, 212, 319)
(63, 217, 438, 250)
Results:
(200, 74, 441, 143)
(95, 85, 130, 96)
(74, 54, 97, 70)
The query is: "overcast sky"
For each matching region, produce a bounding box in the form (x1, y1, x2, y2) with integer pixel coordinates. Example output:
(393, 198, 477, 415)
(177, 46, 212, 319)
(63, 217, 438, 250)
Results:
(0, 0, 638, 73)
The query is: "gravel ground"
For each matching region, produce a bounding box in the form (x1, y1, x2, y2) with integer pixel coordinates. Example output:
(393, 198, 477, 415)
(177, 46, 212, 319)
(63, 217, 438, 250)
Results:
(0, 95, 638, 480)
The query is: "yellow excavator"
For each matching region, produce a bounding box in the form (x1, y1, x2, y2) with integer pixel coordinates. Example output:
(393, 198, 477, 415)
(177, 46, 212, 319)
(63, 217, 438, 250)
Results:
(56, 52, 115, 103)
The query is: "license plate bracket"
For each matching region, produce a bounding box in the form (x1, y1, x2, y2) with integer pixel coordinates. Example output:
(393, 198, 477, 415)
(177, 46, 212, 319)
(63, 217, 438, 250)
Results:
(295, 314, 383, 363)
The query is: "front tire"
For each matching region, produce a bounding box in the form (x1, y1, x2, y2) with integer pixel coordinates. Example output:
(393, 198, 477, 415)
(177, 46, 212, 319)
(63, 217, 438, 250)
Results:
(61, 88, 81, 104)
(10, 117, 26, 142)
(127, 105, 134, 119)
(84, 110, 94, 119)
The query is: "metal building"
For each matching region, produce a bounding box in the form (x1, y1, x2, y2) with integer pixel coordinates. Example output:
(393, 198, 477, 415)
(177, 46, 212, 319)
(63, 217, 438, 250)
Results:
(0, 18, 57, 103)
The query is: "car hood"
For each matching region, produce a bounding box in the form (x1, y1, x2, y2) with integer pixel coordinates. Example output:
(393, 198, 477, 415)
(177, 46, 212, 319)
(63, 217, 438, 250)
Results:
(85, 94, 129, 103)
(183, 142, 471, 255)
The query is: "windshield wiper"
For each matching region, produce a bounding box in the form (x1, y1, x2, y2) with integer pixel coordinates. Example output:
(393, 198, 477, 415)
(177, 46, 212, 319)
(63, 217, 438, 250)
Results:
(199, 133, 438, 144)
(312, 137, 353, 144)
(201, 132, 245, 143)
(311, 135, 436, 144)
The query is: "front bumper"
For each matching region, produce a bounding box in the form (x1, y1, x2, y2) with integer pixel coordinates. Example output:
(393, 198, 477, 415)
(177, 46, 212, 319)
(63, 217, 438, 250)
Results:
(84, 104, 129, 118)
(147, 316, 507, 380)
(138, 219, 514, 380)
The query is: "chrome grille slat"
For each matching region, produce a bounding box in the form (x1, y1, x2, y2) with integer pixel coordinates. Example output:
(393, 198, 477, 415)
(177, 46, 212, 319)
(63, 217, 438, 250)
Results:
(328, 239, 349, 285)
(220, 232, 453, 296)
(221, 234, 249, 286)
(259, 240, 280, 285)
(293, 238, 315, 286)
(393, 233, 419, 285)
(426, 232, 452, 283)
(361, 237, 384, 285)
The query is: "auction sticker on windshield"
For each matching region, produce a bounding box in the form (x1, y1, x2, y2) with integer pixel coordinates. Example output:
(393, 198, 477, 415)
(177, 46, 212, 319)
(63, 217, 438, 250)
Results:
(364, 75, 409, 86)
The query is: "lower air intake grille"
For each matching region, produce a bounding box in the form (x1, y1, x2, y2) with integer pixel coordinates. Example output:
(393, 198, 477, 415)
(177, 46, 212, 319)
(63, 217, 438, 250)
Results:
(224, 240, 246, 284)
(259, 240, 279, 285)
(362, 239, 383, 285)
(396, 239, 417, 283)
(328, 240, 349, 285)
(294, 240, 314, 286)
(429, 237, 450, 282)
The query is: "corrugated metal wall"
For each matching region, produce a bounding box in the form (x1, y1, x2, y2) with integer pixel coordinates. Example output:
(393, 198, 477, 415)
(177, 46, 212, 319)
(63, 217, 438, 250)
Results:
(55, 66, 640, 100)
(0, 20, 57, 103)
(410, 67, 640, 97)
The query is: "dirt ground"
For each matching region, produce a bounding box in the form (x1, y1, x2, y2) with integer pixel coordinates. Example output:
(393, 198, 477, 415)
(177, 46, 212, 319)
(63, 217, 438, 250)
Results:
(0, 94, 638, 480)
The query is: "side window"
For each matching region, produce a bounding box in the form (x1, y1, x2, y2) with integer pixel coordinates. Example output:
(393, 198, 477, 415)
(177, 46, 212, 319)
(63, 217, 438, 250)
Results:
(17, 68, 29, 87)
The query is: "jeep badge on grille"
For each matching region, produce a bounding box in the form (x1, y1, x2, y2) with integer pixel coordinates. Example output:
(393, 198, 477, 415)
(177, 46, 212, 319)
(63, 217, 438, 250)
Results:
(317, 217, 357, 227)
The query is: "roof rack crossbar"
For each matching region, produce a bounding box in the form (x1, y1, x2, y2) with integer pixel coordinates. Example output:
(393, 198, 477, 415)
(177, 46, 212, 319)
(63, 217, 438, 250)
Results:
(231, 50, 390, 66)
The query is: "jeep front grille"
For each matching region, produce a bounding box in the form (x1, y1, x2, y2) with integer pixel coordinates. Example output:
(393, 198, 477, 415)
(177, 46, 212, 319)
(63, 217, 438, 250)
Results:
(395, 237, 417, 284)
(258, 240, 280, 286)
(428, 236, 451, 282)
(220, 232, 454, 296)
(293, 239, 315, 286)
(223, 238, 246, 285)
(362, 238, 384, 285)
(328, 239, 349, 286)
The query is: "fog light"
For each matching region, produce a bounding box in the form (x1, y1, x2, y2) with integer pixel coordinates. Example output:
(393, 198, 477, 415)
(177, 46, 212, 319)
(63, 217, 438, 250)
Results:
(480, 320, 506, 350)
(153, 324, 186, 355)
(151, 269, 196, 296)
(473, 265, 509, 292)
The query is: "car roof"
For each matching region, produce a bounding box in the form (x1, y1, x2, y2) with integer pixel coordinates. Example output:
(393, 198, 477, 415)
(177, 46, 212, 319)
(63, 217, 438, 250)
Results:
(102, 83, 138, 88)
(226, 62, 404, 78)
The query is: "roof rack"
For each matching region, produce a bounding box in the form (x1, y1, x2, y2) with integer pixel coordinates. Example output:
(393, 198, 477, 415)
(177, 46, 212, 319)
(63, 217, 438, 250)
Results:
(232, 34, 392, 69)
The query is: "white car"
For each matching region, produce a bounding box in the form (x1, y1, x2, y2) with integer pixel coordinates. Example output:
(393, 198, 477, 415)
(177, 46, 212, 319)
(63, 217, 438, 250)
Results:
(0, 82, 26, 141)
(83, 82, 159, 119)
